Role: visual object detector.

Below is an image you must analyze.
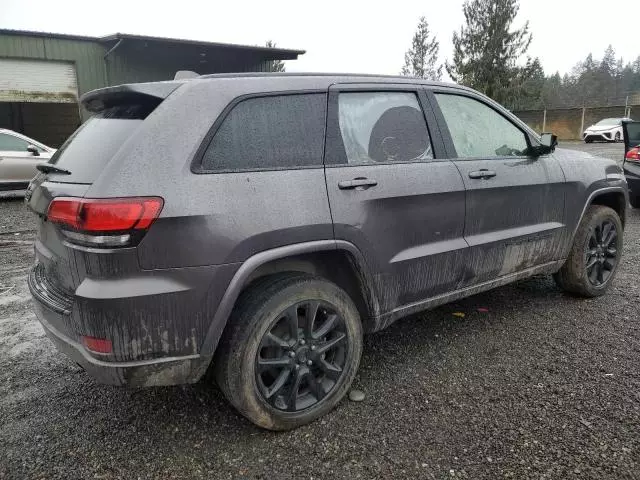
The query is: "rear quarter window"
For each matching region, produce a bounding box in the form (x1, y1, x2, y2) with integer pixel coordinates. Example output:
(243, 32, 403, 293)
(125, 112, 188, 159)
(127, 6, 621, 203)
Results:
(200, 93, 327, 172)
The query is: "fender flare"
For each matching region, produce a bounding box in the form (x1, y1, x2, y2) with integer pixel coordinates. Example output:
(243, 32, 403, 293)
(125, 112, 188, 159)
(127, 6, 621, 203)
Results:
(572, 186, 627, 241)
(198, 239, 379, 359)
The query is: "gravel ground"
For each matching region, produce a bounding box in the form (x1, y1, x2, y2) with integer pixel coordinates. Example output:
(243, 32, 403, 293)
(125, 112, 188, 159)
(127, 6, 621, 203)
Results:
(1, 144, 639, 479)
(0, 198, 35, 235)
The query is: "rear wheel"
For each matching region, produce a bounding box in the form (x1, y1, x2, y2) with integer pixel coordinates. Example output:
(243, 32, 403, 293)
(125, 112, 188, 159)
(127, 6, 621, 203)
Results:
(554, 205, 623, 297)
(215, 273, 363, 430)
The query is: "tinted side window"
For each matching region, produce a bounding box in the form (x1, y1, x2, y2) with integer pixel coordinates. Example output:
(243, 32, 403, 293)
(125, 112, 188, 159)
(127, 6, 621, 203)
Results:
(0, 133, 29, 152)
(435, 94, 528, 158)
(202, 94, 327, 171)
(337, 92, 433, 164)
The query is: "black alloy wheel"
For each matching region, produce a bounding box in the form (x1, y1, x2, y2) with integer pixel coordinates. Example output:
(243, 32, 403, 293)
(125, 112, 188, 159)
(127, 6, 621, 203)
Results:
(255, 300, 348, 412)
(585, 220, 619, 287)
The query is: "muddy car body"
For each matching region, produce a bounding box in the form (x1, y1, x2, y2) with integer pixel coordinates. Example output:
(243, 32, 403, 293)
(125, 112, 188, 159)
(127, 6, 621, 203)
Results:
(27, 73, 628, 429)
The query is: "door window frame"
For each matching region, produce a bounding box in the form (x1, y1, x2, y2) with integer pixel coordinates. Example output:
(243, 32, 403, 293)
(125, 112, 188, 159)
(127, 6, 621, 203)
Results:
(324, 83, 448, 167)
(424, 86, 542, 161)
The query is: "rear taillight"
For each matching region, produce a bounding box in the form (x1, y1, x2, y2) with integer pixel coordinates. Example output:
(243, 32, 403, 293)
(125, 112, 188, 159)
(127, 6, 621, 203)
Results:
(626, 147, 640, 163)
(47, 197, 163, 247)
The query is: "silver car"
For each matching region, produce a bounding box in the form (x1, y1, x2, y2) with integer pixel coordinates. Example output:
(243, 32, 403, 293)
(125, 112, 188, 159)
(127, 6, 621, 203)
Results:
(0, 129, 55, 192)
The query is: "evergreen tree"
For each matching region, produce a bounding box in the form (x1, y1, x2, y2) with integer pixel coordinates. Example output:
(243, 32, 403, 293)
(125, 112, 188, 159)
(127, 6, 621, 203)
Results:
(446, 0, 533, 106)
(401, 17, 442, 80)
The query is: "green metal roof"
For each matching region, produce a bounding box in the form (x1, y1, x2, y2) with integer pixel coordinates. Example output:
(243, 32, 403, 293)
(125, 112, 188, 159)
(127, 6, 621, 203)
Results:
(0, 29, 305, 60)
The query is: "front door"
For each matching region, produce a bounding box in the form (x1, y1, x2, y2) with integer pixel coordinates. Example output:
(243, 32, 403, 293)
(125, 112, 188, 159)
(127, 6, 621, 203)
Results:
(429, 89, 566, 285)
(324, 84, 468, 315)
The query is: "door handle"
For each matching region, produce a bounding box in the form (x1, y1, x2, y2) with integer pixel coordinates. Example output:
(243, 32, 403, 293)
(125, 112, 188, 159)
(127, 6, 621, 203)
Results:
(468, 169, 497, 179)
(338, 177, 378, 190)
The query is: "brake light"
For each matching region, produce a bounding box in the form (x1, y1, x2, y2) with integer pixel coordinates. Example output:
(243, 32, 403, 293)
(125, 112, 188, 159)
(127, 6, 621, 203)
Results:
(82, 336, 113, 354)
(47, 197, 163, 247)
(626, 147, 640, 162)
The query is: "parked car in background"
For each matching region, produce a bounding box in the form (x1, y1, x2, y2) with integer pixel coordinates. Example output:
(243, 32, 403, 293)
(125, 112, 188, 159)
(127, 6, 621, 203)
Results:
(583, 117, 632, 143)
(622, 120, 640, 208)
(0, 129, 55, 192)
(27, 73, 628, 430)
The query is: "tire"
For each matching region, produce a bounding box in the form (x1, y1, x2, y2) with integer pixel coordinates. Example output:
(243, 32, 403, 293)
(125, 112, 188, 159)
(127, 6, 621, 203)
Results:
(630, 195, 640, 209)
(215, 273, 363, 430)
(554, 205, 623, 297)
(585, 138, 593, 144)
(614, 132, 621, 142)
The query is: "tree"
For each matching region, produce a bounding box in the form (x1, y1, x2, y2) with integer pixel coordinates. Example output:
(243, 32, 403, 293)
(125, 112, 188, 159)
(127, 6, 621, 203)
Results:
(446, 0, 533, 107)
(600, 45, 616, 76)
(265, 40, 286, 72)
(401, 17, 442, 80)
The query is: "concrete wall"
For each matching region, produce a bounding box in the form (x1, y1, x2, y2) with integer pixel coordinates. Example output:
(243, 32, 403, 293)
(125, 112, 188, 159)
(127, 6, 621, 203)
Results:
(514, 105, 637, 140)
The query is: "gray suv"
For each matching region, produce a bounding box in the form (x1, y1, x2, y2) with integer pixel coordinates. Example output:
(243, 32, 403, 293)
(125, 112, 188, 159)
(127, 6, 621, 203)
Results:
(27, 73, 627, 430)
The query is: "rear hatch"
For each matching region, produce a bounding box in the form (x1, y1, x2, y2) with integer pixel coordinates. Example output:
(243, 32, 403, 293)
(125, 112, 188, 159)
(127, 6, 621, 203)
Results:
(27, 82, 181, 301)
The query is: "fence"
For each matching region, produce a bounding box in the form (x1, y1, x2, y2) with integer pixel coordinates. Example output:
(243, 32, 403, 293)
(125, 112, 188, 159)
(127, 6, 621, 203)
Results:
(513, 104, 637, 140)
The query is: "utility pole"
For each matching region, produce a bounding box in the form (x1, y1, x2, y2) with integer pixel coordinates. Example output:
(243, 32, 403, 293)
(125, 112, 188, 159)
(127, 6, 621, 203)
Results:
(625, 95, 629, 118)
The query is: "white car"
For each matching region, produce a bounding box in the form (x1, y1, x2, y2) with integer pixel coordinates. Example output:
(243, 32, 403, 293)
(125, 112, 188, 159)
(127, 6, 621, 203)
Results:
(0, 129, 56, 193)
(583, 118, 633, 143)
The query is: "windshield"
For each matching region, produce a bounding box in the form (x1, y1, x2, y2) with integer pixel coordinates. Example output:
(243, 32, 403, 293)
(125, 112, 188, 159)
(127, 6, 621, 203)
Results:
(595, 118, 620, 126)
(48, 105, 149, 183)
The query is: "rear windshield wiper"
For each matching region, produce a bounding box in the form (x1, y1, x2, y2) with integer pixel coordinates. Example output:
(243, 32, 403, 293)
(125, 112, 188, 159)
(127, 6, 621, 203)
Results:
(36, 164, 72, 175)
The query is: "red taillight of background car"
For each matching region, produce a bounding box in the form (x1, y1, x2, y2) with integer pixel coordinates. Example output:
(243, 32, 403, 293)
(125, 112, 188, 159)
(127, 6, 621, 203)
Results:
(626, 147, 640, 163)
(47, 197, 163, 247)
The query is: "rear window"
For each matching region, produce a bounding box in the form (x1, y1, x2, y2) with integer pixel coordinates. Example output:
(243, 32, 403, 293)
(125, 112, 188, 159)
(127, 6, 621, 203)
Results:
(48, 104, 150, 183)
(200, 93, 327, 172)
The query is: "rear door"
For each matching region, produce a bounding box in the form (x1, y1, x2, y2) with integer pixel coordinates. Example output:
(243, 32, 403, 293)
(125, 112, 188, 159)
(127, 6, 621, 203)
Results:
(428, 88, 566, 286)
(324, 84, 468, 314)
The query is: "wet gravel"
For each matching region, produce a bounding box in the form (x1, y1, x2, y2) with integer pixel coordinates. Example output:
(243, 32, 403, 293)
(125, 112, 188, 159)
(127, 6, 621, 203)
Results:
(0, 198, 35, 235)
(1, 145, 639, 479)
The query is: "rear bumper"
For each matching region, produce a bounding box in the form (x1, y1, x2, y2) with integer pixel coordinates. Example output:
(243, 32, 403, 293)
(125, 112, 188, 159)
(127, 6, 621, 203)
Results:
(27, 255, 238, 386)
(32, 298, 208, 386)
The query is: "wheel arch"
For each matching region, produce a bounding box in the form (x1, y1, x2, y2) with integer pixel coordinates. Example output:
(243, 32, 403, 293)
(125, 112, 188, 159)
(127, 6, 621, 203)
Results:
(588, 188, 627, 228)
(198, 240, 380, 360)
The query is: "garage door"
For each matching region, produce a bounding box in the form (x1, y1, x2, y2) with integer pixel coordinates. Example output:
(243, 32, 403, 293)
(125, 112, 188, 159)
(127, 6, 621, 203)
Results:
(0, 59, 78, 103)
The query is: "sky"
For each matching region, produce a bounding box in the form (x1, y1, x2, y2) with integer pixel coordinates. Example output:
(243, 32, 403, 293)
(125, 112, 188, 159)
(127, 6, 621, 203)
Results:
(1, 0, 638, 77)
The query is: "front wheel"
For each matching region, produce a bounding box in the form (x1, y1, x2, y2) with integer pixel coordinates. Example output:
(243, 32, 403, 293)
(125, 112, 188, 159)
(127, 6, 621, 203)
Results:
(614, 132, 621, 142)
(215, 273, 363, 430)
(554, 205, 623, 297)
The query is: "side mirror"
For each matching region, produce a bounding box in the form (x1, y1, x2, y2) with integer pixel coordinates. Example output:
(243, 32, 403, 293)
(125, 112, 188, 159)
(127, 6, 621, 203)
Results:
(540, 133, 558, 150)
(26, 145, 40, 156)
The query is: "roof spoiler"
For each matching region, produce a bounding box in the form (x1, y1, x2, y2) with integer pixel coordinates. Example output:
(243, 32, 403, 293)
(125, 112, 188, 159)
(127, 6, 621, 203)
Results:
(81, 81, 183, 113)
